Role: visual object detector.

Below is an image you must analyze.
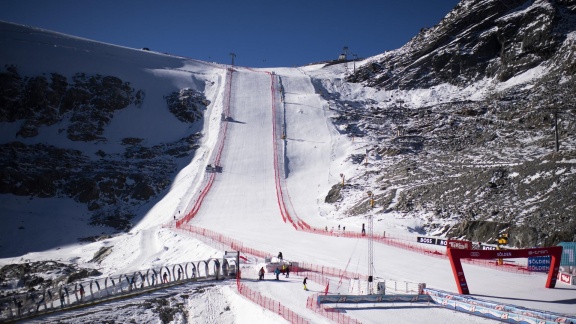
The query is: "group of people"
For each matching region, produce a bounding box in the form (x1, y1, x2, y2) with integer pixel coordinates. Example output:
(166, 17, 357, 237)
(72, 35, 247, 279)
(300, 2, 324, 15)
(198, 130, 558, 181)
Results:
(324, 225, 346, 232)
(259, 264, 291, 281)
(257, 252, 308, 290)
(273, 264, 290, 280)
(258, 267, 307, 290)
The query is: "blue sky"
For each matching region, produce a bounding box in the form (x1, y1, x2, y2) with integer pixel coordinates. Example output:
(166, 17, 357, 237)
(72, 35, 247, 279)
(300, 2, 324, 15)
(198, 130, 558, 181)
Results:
(0, 0, 461, 68)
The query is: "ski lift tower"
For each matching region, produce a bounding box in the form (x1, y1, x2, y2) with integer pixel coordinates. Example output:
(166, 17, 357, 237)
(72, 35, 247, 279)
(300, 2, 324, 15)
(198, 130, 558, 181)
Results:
(340, 46, 349, 73)
(230, 52, 236, 66)
(367, 191, 375, 294)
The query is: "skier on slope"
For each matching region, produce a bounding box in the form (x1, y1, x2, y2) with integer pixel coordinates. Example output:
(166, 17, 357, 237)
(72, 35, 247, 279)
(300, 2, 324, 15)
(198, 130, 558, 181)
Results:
(303, 277, 308, 290)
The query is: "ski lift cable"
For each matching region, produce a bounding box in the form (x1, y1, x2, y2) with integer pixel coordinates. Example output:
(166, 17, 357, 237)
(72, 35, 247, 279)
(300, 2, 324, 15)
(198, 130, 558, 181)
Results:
(337, 237, 361, 290)
(371, 263, 379, 279)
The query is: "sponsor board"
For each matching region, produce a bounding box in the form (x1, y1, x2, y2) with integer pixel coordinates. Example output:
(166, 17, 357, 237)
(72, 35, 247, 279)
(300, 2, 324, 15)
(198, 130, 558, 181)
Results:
(528, 256, 551, 272)
(436, 239, 447, 246)
(417, 237, 436, 245)
(558, 272, 575, 285)
(447, 240, 472, 250)
(416, 237, 448, 246)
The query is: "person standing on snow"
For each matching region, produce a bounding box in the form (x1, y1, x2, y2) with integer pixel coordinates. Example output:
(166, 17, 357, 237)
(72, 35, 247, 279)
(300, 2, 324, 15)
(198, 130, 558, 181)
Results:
(285, 265, 290, 278)
(15, 298, 22, 316)
(79, 284, 85, 301)
(277, 252, 283, 261)
(35, 293, 45, 312)
(274, 268, 280, 280)
(258, 267, 265, 280)
(303, 277, 308, 290)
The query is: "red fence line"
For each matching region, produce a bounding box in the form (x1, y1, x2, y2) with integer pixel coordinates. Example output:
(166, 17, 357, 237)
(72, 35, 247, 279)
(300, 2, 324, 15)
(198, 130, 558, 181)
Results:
(177, 224, 369, 282)
(270, 73, 287, 225)
(306, 293, 362, 324)
(264, 73, 531, 276)
(270, 73, 299, 229)
(270, 73, 311, 230)
(175, 68, 234, 228)
(170, 68, 531, 324)
(169, 70, 354, 324)
(238, 283, 310, 324)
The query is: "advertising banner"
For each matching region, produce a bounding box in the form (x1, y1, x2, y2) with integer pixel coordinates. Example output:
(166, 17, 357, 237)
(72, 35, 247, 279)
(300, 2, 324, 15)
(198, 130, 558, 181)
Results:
(558, 272, 575, 285)
(416, 237, 447, 246)
(527, 256, 551, 272)
(447, 239, 472, 250)
(447, 246, 563, 294)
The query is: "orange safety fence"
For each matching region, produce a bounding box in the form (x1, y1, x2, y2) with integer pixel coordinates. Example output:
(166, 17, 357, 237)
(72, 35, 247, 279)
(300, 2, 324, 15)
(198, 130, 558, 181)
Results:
(167, 69, 530, 324)
(306, 293, 362, 324)
(237, 283, 310, 324)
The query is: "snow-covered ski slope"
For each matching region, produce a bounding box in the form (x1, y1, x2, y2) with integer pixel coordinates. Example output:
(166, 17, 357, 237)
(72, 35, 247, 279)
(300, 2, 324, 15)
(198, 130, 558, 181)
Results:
(176, 66, 576, 321)
(1, 21, 574, 323)
(192, 70, 281, 234)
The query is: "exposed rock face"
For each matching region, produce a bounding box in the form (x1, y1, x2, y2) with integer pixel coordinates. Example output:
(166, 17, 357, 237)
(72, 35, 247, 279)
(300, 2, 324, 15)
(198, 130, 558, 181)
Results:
(165, 89, 210, 123)
(0, 66, 144, 141)
(324, 184, 342, 203)
(0, 261, 102, 294)
(351, 0, 576, 89)
(0, 133, 202, 231)
(324, 77, 576, 247)
(322, 0, 576, 247)
(0, 66, 207, 232)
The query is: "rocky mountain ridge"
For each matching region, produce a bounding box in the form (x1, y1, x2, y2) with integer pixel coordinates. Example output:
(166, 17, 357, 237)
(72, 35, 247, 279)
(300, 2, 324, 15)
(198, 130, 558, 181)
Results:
(351, 0, 576, 89)
(0, 65, 208, 232)
(321, 0, 576, 247)
(1, 0, 575, 251)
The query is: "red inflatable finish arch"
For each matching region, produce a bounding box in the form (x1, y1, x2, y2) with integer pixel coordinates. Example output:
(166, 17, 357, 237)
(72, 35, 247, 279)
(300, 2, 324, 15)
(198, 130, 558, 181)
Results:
(447, 246, 563, 294)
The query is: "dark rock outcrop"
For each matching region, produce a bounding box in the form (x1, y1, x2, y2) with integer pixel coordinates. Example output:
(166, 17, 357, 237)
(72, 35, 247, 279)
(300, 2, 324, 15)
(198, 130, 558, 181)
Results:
(322, 0, 576, 247)
(0, 66, 207, 232)
(351, 0, 576, 89)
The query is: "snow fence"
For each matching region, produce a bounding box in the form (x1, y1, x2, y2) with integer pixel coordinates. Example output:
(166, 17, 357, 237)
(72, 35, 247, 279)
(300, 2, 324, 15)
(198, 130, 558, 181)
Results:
(0, 258, 233, 321)
(237, 283, 310, 324)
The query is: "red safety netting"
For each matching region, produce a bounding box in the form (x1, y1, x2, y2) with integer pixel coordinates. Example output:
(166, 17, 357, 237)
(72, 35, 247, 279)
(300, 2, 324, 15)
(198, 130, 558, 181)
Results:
(237, 283, 310, 324)
(167, 69, 533, 324)
(306, 293, 362, 324)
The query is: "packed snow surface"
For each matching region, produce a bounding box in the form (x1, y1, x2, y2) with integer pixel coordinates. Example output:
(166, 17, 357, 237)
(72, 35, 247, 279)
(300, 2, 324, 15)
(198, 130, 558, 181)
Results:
(0, 22, 575, 323)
